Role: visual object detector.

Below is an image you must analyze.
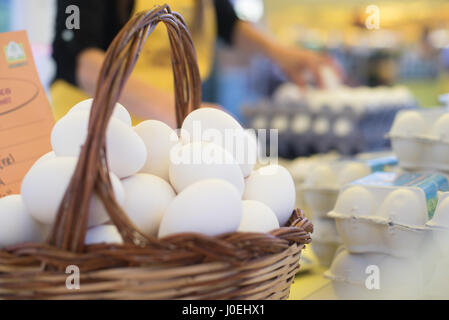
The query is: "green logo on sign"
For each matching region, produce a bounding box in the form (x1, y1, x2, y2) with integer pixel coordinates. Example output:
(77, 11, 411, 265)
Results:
(4, 41, 26, 63)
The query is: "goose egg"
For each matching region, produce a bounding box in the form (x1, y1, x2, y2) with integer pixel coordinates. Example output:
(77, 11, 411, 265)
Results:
(85, 225, 123, 245)
(121, 174, 176, 236)
(181, 108, 257, 177)
(243, 165, 295, 226)
(0, 195, 46, 247)
(134, 120, 179, 181)
(21, 157, 125, 226)
(169, 141, 244, 195)
(51, 111, 146, 178)
(238, 200, 280, 233)
(158, 179, 242, 237)
(68, 98, 132, 127)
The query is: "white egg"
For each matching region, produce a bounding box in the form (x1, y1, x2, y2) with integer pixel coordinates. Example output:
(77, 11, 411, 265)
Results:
(21, 157, 125, 226)
(236, 130, 258, 177)
(158, 179, 242, 237)
(243, 165, 296, 226)
(68, 98, 132, 127)
(134, 120, 179, 181)
(169, 141, 245, 195)
(320, 66, 341, 89)
(88, 172, 125, 227)
(273, 82, 303, 105)
(85, 225, 123, 245)
(32, 151, 56, 168)
(181, 108, 257, 177)
(291, 114, 311, 134)
(0, 195, 46, 247)
(333, 118, 353, 137)
(121, 174, 176, 236)
(238, 200, 280, 233)
(51, 111, 147, 178)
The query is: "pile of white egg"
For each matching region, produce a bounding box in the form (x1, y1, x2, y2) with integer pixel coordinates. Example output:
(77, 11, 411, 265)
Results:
(0, 99, 296, 248)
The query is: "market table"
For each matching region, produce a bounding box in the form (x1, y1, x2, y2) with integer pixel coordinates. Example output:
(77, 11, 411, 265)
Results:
(289, 247, 337, 300)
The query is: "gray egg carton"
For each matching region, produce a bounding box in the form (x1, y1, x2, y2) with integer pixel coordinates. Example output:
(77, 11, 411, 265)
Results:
(242, 97, 416, 158)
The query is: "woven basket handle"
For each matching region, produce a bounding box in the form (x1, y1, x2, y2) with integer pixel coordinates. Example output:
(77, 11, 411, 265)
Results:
(47, 5, 201, 253)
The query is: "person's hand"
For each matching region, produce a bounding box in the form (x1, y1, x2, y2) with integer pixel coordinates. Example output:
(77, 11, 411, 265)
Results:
(271, 46, 343, 88)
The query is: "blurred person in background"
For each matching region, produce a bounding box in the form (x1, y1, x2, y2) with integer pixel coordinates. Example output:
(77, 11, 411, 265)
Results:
(52, 0, 339, 127)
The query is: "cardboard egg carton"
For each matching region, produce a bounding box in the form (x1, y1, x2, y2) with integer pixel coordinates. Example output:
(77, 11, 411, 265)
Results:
(311, 218, 342, 267)
(286, 152, 340, 213)
(388, 108, 449, 172)
(301, 155, 397, 220)
(290, 154, 397, 266)
(421, 192, 449, 297)
(328, 172, 449, 258)
(324, 247, 425, 299)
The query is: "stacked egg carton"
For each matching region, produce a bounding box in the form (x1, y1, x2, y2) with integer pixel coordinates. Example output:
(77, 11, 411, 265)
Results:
(325, 172, 449, 299)
(286, 152, 340, 214)
(242, 84, 417, 158)
(425, 193, 449, 297)
(293, 154, 397, 267)
(388, 108, 449, 172)
(387, 105, 449, 298)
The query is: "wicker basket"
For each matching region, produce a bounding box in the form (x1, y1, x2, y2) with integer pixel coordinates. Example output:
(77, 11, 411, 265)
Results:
(0, 5, 313, 300)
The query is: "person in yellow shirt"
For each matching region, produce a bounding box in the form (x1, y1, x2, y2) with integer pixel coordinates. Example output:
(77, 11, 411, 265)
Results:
(52, 0, 339, 127)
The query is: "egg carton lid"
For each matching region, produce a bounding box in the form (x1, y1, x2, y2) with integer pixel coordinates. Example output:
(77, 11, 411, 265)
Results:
(302, 156, 398, 192)
(301, 185, 340, 193)
(287, 153, 340, 181)
(387, 108, 449, 140)
(387, 132, 449, 145)
(328, 210, 429, 231)
(328, 172, 449, 229)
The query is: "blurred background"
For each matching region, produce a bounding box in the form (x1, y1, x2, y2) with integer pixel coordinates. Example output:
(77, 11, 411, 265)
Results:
(3, 0, 449, 299)
(2, 0, 449, 156)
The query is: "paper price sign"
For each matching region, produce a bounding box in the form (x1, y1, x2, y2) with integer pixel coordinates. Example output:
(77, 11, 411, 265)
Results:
(0, 30, 54, 198)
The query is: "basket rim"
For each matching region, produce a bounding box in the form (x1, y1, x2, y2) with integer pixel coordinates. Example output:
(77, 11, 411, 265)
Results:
(0, 209, 312, 272)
